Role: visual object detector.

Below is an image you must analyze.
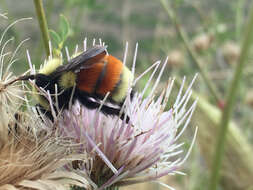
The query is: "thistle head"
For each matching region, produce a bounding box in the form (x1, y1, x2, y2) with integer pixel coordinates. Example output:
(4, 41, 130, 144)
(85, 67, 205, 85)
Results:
(51, 42, 198, 190)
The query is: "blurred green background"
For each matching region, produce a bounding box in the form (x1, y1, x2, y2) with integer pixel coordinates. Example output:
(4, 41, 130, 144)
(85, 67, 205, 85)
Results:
(1, 0, 253, 189)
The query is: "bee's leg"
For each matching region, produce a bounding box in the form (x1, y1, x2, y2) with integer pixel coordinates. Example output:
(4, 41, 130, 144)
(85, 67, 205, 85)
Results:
(130, 90, 135, 100)
(78, 96, 130, 123)
(100, 105, 130, 123)
(35, 104, 54, 122)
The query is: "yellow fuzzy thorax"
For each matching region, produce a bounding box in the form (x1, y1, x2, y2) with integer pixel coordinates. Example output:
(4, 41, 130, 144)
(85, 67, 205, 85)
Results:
(39, 58, 62, 75)
(112, 66, 133, 103)
(32, 58, 63, 111)
(59, 71, 76, 89)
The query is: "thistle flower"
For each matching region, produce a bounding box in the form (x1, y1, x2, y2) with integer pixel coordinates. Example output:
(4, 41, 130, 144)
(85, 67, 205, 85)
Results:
(54, 43, 198, 190)
(0, 16, 91, 190)
(0, 17, 32, 141)
(0, 107, 92, 190)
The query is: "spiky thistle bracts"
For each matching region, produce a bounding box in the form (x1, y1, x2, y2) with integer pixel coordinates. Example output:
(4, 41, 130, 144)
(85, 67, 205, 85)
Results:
(55, 62, 198, 190)
(0, 105, 92, 190)
(0, 17, 92, 190)
(0, 18, 32, 142)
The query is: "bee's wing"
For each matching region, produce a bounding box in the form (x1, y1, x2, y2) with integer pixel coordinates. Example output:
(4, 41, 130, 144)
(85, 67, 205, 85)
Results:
(54, 46, 107, 75)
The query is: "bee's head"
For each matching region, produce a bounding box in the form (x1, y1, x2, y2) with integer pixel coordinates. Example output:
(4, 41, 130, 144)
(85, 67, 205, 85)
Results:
(33, 74, 52, 89)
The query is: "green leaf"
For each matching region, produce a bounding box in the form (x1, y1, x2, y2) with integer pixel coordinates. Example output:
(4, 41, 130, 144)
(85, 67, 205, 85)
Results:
(58, 41, 64, 50)
(59, 14, 70, 41)
(49, 29, 61, 48)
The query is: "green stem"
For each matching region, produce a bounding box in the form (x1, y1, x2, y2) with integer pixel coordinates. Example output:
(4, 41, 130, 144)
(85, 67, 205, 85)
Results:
(160, 0, 222, 104)
(33, 0, 50, 57)
(235, 0, 245, 41)
(208, 2, 253, 190)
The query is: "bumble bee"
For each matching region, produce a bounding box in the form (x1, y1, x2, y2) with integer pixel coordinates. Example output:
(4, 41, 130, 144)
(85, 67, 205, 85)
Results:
(11, 46, 134, 122)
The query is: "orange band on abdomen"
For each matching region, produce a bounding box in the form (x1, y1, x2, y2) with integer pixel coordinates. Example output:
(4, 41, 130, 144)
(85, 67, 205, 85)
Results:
(77, 63, 104, 93)
(96, 55, 123, 96)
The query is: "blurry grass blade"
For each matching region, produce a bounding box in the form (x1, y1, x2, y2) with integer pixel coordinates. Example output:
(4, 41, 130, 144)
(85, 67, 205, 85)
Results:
(209, 2, 253, 189)
(0, 13, 8, 19)
(160, 0, 221, 104)
(191, 93, 253, 189)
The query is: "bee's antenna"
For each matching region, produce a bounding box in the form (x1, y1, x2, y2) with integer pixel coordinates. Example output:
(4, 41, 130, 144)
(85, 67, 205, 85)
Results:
(4, 74, 36, 87)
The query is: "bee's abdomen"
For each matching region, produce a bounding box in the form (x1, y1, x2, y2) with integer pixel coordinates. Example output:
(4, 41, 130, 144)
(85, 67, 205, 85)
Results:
(95, 55, 123, 95)
(77, 55, 123, 96)
(77, 62, 104, 93)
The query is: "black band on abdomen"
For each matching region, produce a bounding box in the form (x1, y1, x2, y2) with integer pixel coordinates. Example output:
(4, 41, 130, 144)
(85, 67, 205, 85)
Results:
(94, 61, 108, 93)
